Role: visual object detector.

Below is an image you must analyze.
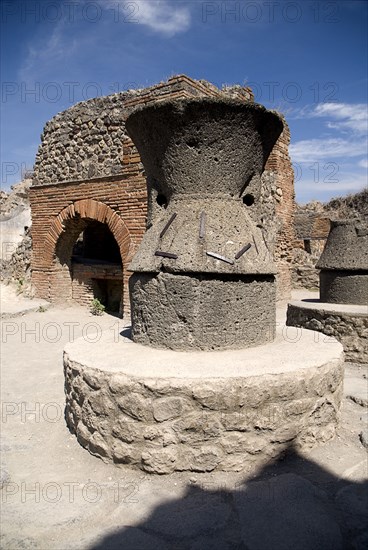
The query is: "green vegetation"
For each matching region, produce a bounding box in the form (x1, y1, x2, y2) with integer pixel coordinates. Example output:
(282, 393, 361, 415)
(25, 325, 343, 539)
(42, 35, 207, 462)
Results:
(90, 298, 105, 316)
(16, 278, 24, 295)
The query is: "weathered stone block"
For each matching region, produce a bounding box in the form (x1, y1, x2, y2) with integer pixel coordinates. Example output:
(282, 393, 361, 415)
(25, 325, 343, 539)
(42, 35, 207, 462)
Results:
(113, 441, 140, 465)
(89, 432, 111, 459)
(143, 426, 177, 447)
(88, 390, 115, 416)
(141, 448, 177, 474)
(112, 420, 142, 443)
(108, 373, 137, 394)
(76, 421, 92, 447)
(116, 393, 153, 422)
(153, 396, 187, 422)
(83, 370, 103, 389)
(183, 446, 223, 472)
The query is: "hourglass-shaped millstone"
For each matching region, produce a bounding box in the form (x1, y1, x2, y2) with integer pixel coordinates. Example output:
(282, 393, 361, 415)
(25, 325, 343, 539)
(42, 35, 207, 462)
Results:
(316, 219, 368, 305)
(125, 98, 284, 350)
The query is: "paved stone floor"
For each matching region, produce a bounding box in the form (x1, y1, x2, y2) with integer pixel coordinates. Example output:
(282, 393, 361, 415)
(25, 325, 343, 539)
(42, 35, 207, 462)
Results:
(0, 287, 367, 549)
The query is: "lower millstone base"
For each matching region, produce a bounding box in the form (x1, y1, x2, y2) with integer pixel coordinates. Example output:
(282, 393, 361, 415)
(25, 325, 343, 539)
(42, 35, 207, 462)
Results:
(287, 299, 368, 364)
(129, 272, 276, 350)
(64, 326, 344, 474)
(320, 270, 368, 305)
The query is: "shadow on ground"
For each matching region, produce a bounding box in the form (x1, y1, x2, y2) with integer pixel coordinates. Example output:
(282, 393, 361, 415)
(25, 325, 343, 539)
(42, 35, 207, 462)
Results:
(90, 445, 368, 550)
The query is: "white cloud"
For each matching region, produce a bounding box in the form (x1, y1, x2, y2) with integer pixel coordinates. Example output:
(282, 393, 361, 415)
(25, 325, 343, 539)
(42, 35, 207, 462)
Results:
(290, 103, 368, 201)
(289, 137, 368, 163)
(290, 102, 367, 134)
(19, 21, 77, 82)
(313, 103, 367, 134)
(104, 0, 191, 36)
(18, 0, 192, 83)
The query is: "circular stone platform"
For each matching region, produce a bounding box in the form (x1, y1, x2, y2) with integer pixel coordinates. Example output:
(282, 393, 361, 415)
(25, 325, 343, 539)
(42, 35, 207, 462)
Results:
(64, 326, 344, 474)
(287, 300, 368, 364)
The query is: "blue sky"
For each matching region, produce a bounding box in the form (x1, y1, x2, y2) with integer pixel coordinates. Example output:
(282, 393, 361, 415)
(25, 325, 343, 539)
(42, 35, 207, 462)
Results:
(1, 0, 367, 203)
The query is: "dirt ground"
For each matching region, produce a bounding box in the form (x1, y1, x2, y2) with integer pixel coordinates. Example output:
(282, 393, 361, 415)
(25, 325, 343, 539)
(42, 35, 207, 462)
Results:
(0, 286, 367, 550)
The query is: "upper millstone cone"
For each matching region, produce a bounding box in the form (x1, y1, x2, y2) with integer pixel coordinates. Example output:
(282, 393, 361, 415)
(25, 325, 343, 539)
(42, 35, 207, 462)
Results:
(125, 98, 284, 276)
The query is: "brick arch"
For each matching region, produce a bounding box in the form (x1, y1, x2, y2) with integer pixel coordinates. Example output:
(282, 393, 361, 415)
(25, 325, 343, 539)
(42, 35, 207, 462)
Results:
(45, 199, 132, 266)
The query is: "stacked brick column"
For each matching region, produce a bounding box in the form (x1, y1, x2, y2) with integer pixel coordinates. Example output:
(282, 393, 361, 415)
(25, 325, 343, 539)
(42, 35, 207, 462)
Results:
(265, 121, 295, 300)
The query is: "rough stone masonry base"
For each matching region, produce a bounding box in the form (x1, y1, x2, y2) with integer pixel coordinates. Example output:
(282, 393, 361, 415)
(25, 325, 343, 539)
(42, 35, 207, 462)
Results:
(64, 327, 344, 474)
(287, 300, 368, 364)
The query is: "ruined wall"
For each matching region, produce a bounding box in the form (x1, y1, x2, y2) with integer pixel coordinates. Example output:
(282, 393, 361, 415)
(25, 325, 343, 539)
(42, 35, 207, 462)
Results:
(0, 179, 31, 262)
(30, 75, 295, 314)
(292, 213, 331, 290)
(0, 181, 33, 295)
(33, 76, 251, 187)
(33, 93, 135, 185)
(291, 191, 367, 290)
(0, 228, 32, 288)
(265, 122, 296, 300)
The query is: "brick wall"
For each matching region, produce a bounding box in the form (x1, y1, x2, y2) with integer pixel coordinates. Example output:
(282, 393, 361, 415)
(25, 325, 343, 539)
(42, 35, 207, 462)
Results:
(294, 213, 331, 248)
(30, 75, 295, 316)
(30, 177, 146, 314)
(265, 121, 296, 300)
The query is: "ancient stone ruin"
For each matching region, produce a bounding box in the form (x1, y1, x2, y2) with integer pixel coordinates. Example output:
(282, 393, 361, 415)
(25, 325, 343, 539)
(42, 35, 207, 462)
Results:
(63, 96, 344, 474)
(126, 98, 283, 350)
(317, 220, 368, 305)
(291, 190, 368, 291)
(29, 75, 295, 318)
(292, 211, 331, 290)
(287, 219, 368, 363)
(0, 179, 32, 286)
